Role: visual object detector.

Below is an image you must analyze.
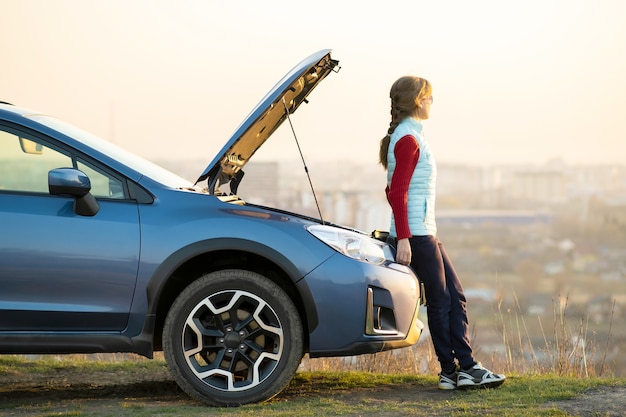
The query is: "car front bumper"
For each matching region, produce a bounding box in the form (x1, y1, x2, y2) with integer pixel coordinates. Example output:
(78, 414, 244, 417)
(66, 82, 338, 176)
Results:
(299, 253, 424, 358)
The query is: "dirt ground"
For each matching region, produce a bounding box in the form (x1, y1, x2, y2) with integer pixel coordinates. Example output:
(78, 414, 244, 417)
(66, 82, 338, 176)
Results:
(1, 364, 625, 416)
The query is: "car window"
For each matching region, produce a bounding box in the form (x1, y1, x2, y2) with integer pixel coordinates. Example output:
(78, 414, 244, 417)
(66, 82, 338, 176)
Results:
(0, 129, 72, 193)
(0, 128, 126, 199)
(76, 159, 125, 199)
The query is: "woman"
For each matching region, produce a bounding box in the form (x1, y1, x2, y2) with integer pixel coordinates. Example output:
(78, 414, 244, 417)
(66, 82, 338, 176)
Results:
(379, 76, 505, 390)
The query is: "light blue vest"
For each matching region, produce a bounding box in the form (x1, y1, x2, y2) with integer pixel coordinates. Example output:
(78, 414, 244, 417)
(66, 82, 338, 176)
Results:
(387, 118, 437, 237)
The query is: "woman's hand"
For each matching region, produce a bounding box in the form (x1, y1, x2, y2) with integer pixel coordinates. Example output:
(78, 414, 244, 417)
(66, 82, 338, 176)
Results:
(396, 238, 412, 266)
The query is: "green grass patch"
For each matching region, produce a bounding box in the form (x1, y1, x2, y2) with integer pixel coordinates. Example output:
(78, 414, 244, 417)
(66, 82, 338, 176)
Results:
(0, 354, 167, 374)
(1, 356, 624, 416)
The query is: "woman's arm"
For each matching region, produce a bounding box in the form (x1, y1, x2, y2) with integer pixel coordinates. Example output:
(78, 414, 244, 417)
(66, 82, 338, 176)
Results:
(386, 135, 419, 265)
(386, 135, 419, 240)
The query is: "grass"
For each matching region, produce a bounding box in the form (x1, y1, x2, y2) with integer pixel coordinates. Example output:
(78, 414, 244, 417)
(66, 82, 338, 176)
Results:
(298, 288, 621, 380)
(1, 358, 623, 416)
(0, 290, 623, 416)
(0, 353, 163, 373)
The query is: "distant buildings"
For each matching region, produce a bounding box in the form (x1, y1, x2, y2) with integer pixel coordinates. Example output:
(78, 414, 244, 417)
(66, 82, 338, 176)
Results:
(158, 159, 625, 237)
(159, 159, 626, 235)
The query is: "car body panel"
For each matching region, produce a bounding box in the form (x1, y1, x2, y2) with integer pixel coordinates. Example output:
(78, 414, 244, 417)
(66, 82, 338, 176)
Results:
(128, 189, 337, 326)
(0, 193, 140, 331)
(301, 254, 421, 357)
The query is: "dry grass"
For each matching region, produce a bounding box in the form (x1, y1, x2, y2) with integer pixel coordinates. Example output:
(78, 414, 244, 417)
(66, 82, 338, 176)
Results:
(302, 291, 617, 378)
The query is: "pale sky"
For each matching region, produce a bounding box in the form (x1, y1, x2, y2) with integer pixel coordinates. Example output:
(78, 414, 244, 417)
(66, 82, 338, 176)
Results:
(2, 0, 626, 168)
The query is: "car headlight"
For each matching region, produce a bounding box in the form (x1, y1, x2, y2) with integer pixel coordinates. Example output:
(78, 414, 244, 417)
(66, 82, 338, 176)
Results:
(307, 224, 386, 265)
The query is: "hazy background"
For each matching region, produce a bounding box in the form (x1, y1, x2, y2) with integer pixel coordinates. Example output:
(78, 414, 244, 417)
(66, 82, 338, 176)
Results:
(3, 0, 626, 169)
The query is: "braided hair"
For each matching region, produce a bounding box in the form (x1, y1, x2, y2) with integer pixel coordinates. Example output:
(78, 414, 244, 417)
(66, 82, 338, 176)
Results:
(379, 76, 432, 169)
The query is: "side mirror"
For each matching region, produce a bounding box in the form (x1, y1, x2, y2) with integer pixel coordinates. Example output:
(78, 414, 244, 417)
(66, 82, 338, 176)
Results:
(48, 168, 100, 216)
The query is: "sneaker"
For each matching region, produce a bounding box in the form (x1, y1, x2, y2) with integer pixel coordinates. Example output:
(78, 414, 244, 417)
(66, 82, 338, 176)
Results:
(438, 370, 458, 390)
(457, 363, 505, 389)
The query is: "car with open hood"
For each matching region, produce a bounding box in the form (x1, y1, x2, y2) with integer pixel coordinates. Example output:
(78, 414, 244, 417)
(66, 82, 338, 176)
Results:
(0, 49, 424, 406)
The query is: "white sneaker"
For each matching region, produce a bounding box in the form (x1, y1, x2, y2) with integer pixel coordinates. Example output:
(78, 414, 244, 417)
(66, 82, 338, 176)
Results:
(438, 370, 457, 390)
(457, 363, 505, 389)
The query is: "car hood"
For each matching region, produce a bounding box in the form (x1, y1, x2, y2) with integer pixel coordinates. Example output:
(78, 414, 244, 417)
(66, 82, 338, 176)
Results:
(196, 49, 339, 192)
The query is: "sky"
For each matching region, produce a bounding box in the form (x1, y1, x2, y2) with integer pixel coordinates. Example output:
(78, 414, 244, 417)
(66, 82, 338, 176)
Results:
(2, 0, 626, 169)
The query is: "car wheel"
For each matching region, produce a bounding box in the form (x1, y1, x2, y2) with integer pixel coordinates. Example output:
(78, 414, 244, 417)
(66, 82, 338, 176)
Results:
(163, 269, 303, 406)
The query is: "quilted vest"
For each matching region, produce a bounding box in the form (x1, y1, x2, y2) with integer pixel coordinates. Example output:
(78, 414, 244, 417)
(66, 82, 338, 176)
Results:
(387, 117, 437, 237)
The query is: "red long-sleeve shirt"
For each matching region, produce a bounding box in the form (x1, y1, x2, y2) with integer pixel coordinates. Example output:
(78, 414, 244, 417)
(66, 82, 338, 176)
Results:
(385, 135, 419, 240)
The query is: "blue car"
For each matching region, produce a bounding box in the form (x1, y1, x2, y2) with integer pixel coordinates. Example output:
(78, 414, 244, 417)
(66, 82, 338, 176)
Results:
(0, 50, 423, 406)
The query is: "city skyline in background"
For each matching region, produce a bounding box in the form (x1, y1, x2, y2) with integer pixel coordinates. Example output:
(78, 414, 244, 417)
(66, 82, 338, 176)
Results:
(2, 0, 626, 168)
(159, 156, 626, 236)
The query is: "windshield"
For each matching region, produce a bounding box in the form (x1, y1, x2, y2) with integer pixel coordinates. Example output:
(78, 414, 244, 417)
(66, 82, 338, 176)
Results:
(28, 114, 195, 189)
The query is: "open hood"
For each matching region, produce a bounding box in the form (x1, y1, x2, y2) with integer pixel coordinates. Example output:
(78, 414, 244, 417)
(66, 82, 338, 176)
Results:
(196, 49, 339, 193)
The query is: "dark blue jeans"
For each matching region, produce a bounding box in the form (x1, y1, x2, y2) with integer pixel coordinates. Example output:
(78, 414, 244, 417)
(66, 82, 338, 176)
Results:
(409, 235, 475, 373)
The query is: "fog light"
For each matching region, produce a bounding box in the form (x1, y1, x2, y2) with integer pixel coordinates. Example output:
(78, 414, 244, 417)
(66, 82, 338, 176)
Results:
(365, 287, 398, 335)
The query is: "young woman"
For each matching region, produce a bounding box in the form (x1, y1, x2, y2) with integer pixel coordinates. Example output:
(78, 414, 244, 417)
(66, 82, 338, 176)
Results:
(379, 76, 505, 390)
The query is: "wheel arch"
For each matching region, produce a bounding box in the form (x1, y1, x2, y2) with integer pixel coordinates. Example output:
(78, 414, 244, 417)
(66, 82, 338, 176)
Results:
(146, 238, 318, 352)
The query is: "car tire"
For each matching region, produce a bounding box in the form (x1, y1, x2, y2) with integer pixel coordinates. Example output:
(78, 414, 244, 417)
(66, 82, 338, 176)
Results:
(163, 269, 303, 406)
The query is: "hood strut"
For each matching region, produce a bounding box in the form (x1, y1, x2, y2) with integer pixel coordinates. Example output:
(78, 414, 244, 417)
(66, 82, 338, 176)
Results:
(282, 97, 324, 224)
